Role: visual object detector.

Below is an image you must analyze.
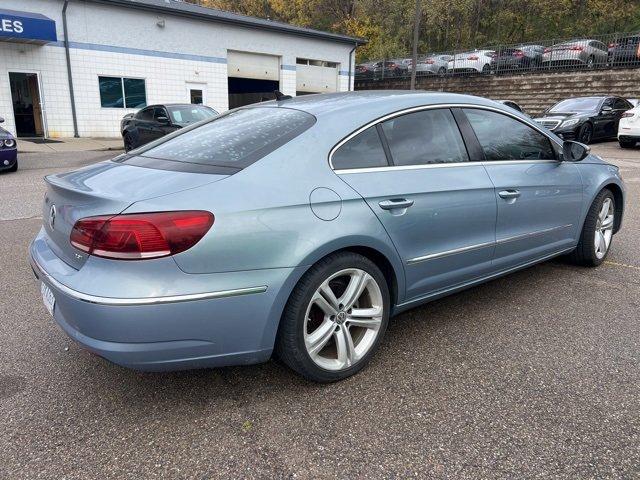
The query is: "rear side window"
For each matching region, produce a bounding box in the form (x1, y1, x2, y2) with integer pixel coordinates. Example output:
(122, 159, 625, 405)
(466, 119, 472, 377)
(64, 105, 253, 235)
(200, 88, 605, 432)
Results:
(463, 108, 555, 161)
(380, 109, 469, 165)
(332, 126, 388, 170)
(136, 107, 315, 169)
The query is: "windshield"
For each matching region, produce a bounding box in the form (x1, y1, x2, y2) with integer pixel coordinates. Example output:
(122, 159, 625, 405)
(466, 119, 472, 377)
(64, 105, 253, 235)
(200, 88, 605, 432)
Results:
(549, 98, 601, 113)
(135, 107, 316, 170)
(167, 105, 217, 125)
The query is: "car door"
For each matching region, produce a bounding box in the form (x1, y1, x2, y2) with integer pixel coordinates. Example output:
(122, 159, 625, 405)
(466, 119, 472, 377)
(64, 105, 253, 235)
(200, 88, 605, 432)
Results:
(150, 106, 176, 142)
(333, 108, 497, 302)
(133, 107, 154, 145)
(595, 97, 618, 139)
(460, 107, 582, 270)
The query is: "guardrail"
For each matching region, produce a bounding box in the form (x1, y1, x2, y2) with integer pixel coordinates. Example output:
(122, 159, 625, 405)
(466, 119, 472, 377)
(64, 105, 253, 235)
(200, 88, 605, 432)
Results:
(356, 32, 640, 81)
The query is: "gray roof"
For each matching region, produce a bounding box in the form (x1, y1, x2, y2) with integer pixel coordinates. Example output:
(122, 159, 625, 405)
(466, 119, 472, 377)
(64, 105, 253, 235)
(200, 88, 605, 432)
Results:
(90, 0, 365, 45)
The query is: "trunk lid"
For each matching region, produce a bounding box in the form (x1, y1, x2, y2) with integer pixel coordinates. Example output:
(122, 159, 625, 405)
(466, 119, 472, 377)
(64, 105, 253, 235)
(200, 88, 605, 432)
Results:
(42, 160, 227, 269)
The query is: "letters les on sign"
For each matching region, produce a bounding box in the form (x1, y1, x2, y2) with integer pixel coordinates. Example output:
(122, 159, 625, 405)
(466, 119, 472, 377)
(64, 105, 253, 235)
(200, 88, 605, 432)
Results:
(0, 9, 57, 44)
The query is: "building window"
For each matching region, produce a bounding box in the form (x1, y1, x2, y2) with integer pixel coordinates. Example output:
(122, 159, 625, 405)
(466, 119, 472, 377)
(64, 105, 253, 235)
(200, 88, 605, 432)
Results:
(98, 76, 146, 108)
(296, 58, 339, 68)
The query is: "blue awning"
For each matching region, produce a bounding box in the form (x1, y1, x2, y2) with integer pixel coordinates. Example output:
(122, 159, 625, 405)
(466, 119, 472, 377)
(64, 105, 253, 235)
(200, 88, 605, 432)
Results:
(0, 8, 57, 44)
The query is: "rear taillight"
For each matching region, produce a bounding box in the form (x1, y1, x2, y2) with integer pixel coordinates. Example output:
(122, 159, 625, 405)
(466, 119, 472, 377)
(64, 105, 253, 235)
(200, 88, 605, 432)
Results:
(513, 50, 524, 57)
(608, 42, 617, 48)
(468, 55, 479, 60)
(70, 211, 214, 260)
(544, 48, 551, 53)
(621, 112, 635, 118)
(570, 46, 584, 51)
(425, 59, 435, 64)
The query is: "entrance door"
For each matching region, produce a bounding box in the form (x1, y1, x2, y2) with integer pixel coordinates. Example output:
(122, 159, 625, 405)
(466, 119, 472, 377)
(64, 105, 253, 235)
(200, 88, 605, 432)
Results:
(186, 83, 205, 105)
(9, 72, 44, 137)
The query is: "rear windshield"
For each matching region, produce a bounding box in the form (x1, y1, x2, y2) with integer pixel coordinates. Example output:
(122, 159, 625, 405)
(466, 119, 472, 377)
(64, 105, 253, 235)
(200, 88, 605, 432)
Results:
(131, 107, 315, 171)
(167, 105, 217, 125)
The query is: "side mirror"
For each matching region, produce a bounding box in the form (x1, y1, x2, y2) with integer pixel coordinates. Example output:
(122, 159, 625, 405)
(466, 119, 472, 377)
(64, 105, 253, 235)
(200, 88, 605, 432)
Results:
(156, 116, 170, 124)
(601, 105, 613, 113)
(562, 140, 590, 162)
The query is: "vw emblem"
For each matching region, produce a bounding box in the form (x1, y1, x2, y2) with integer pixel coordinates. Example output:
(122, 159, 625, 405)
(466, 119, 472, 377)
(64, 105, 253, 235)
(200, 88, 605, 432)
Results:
(49, 204, 57, 230)
(336, 311, 347, 324)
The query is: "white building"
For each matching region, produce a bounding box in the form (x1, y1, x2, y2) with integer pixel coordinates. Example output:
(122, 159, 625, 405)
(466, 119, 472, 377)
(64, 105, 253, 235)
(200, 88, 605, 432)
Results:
(0, 0, 363, 138)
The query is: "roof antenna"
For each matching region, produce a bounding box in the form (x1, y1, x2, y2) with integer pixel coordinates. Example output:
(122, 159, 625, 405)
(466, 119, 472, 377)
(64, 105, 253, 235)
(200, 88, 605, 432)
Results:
(274, 90, 292, 101)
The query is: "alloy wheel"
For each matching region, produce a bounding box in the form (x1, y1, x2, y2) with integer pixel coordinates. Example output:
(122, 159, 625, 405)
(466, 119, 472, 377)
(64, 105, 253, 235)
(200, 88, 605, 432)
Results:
(304, 268, 384, 371)
(580, 124, 593, 144)
(594, 198, 614, 259)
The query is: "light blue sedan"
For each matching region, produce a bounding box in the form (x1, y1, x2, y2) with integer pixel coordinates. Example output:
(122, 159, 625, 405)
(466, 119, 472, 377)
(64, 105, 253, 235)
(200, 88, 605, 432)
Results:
(29, 92, 625, 382)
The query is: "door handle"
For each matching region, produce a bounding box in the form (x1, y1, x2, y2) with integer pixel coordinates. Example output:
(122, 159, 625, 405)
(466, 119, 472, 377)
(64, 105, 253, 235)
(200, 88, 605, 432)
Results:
(498, 189, 521, 199)
(379, 198, 414, 210)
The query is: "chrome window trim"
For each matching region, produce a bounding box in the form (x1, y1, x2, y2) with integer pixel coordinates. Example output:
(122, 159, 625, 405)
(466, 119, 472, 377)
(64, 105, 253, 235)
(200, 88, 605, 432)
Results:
(328, 103, 563, 172)
(30, 254, 267, 306)
(406, 224, 573, 265)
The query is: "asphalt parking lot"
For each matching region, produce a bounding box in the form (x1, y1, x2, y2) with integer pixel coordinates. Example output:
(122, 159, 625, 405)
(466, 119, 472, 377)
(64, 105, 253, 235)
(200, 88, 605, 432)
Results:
(1, 143, 638, 479)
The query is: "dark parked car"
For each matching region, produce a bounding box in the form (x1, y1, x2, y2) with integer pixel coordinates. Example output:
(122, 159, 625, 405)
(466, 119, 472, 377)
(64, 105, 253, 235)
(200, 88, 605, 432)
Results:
(121, 104, 218, 151)
(492, 45, 545, 73)
(0, 117, 18, 172)
(534, 96, 633, 144)
(608, 34, 640, 65)
(373, 60, 408, 78)
(355, 62, 376, 79)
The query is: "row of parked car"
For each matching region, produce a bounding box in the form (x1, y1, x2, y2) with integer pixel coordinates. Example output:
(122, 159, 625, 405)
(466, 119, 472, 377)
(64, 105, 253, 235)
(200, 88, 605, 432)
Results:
(357, 34, 640, 78)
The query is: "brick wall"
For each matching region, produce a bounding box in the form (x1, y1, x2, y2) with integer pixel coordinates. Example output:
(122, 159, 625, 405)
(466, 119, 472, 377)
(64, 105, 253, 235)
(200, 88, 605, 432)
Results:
(355, 68, 640, 117)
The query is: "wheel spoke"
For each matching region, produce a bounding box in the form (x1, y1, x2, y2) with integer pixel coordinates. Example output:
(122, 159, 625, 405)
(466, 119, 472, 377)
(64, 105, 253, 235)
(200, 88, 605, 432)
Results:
(339, 271, 369, 309)
(347, 311, 382, 330)
(599, 200, 610, 222)
(601, 215, 614, 230)
(311, 292, 338, 316)
(597, 231, 607, 253)
(306, 319, 336, 356)
(319, 283, 340, 312)
(335, 324, 355, 368)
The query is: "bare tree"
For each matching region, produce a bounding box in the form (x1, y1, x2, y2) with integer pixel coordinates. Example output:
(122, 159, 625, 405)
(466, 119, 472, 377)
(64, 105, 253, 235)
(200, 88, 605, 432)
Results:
(410, 0, 422, 90)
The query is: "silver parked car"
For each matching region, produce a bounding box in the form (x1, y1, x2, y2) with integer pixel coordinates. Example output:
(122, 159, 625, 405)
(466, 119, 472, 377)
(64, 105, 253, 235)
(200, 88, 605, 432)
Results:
(414, 55, 453, 76)
(30, 91, 625, 383)
(542, 39, 608, 68)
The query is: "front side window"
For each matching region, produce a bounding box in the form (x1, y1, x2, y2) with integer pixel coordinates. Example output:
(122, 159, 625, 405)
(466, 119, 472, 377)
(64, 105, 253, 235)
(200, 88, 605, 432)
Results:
(135, 107, 315, 169)
(98, 76, 146, 108)
(380, 109, 469, 166)
(332, 126, 388, 170)
(463, 108, 556, 161)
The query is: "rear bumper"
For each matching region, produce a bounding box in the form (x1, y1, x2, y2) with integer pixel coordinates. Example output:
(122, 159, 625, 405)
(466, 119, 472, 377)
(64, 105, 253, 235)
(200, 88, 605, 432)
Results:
(29, 233, 303, 371)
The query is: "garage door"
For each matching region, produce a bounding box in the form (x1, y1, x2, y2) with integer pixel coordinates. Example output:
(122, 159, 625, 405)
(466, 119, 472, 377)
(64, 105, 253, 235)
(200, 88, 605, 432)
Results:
(296, 60, 338, 94)
(227, 51, 280, 81)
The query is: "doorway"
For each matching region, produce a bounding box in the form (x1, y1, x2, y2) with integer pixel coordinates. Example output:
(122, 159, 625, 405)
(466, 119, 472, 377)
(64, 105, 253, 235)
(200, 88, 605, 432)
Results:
(9, 72, 44, 137)
(186, 82, 205, 105)
(227, 78, 279, 109)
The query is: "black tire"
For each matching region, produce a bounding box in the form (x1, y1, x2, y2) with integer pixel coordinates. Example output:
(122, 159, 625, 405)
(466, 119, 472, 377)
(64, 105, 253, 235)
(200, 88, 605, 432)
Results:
(437, 67, 446, 77)
(587, 55, 595, 69)
(482, 63, 491, 74)
(8, 159, 18, 172)
(567, 189, 615, 267)
(275, 251, 390, 383)
(578, 123, 593, 144)
(123, 133, 134, 152)
(619, 139, 636, 148)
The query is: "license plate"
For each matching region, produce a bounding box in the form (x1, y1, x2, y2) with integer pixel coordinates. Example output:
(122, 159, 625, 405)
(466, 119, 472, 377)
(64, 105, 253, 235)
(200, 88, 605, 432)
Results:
(41, 282, 55, 317)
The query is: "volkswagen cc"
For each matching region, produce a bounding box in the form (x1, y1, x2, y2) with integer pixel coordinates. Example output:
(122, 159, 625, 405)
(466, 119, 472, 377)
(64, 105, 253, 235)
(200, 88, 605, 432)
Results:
(29, 92, 625, 382)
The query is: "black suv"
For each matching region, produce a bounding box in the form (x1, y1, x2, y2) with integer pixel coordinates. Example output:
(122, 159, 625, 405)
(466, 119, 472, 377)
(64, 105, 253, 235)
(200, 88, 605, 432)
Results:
(534, 96, 633, 144)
